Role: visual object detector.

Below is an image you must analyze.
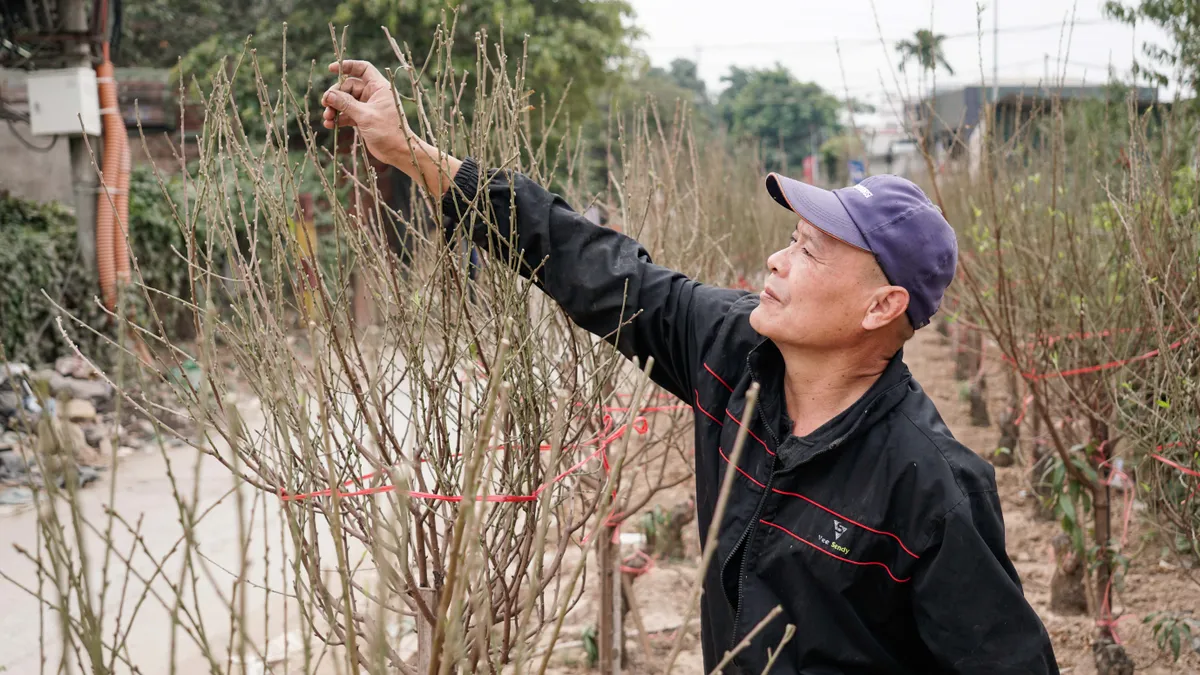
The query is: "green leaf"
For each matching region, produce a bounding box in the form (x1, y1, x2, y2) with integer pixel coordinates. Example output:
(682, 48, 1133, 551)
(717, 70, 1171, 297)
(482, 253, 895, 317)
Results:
(1171, 627, 1182, 660)
(1071, 524, 1086, 555)
(1059, 496, 1077, 524)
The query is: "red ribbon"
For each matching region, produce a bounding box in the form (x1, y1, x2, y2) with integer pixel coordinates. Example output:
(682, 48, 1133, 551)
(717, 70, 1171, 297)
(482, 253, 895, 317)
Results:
(277, 410, 659, 503)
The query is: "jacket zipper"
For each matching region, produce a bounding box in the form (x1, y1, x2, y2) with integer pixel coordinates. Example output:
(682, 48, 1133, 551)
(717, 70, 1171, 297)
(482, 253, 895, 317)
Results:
(723, 355, 784, 644)
(730, 468, 773, 642)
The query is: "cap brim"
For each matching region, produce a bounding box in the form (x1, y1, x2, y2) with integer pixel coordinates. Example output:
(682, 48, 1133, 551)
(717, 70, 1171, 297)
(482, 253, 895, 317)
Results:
(765, 173, 870, 252)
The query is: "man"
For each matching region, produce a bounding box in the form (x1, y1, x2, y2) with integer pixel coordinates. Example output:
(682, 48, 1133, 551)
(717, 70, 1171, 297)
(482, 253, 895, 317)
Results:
(322, 59, 1058, 674)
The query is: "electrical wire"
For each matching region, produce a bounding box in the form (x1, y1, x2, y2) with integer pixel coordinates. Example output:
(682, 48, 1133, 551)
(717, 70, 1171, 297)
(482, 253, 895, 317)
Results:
(5, 117, 59, 152)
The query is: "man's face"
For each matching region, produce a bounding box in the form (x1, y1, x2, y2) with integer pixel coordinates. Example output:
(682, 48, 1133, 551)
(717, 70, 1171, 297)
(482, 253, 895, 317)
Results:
(749, 218, 900, 348)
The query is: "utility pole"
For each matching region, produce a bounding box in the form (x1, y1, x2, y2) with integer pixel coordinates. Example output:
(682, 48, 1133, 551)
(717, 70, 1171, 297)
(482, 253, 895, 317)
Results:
(62, 0, 98, 278)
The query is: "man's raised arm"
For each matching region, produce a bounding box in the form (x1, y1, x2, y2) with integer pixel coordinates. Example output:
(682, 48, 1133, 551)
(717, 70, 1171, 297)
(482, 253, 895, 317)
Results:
(321, 59, 746, 400)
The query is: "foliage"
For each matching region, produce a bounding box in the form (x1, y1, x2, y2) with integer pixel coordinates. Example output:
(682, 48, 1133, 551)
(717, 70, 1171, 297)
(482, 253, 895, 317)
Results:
(574, 56, 720, 194)
(717, 65, 842, 173)
(894, 29, 955, 78)
(819, 134, 866, 184)
(173, 0, 636, 147)
(1103, 0, 1200, 92)
(123, 164, 213, 339)
(647, 58, 709, 107)
(115, 0, 278, 67)
(1144, 611, 1200, 662)
(0, 195, 109, 365)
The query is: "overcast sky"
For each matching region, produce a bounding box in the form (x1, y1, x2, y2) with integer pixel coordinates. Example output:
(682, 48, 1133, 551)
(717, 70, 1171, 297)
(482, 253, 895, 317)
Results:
(628, 0, 1176, 106)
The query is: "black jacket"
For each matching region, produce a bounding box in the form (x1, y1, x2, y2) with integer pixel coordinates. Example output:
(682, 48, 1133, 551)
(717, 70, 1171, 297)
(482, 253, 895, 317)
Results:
(442, 157, 1059, 674)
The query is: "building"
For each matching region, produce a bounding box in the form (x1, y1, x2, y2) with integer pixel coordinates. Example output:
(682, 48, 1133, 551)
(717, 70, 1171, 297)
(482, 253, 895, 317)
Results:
(837, 107, 923, 180)
(915, 79, 1159, 172)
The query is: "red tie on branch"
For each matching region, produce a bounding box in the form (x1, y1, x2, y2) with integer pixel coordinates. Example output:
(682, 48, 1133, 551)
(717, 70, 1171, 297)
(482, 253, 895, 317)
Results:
(276, 406, 670, 504)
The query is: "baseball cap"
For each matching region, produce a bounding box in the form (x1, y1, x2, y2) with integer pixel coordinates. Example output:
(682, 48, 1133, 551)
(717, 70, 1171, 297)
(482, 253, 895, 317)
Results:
(764, 172, 957, 330)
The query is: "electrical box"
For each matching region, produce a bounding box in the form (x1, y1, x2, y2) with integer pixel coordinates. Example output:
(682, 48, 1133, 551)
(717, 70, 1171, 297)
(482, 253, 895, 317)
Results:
(25, 67, 101, 137)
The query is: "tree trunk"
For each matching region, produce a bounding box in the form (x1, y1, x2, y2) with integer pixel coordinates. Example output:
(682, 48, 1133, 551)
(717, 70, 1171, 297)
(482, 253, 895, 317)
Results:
(1030, 442, 1056, 521)
(597, 527, 622, 674)
(1049, 533, 1088, 615)
(969, 375, 991, 428)
(417, 587, 439, 675)
(993, 370, 1021, 467)
(955, 326, 981, 382)
(645, 499, 695, 561)
(1093, 635, 1135, 675)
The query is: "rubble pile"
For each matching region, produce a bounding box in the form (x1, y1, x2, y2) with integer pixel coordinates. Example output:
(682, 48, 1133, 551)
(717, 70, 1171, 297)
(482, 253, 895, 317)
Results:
(1, 356, 159, 507)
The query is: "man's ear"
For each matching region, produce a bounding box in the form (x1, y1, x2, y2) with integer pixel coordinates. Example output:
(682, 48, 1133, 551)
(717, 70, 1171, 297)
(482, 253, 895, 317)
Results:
(863, 286, 909, 331)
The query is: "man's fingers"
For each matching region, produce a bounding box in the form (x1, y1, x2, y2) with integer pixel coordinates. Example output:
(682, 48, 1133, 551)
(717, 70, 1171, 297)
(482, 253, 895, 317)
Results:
(336, 77, 369, 100)
(322, 115, 357, 130)
(328, 59, 386, 85)
(321, 89, 364, 115)
(322, 105, 358, 127)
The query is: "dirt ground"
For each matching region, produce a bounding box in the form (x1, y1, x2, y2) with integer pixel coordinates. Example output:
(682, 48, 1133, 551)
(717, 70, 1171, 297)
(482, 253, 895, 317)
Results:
(543, 328, 1200, 675)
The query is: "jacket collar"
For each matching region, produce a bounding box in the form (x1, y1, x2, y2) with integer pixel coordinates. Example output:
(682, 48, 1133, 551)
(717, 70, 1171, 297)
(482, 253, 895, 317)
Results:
(748, 338, 913, 472)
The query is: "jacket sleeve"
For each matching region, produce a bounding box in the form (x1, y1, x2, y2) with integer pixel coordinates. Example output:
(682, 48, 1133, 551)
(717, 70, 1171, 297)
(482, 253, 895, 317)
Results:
(911, 491, 1060, 674)
(440, 156, 747, 401)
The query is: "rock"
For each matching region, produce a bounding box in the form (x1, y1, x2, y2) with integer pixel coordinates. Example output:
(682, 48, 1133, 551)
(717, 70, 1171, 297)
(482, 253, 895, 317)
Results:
(55, 356, 97, 379)
(31, 371, 114, 407)
(0, 430, 21, 451)
(66, 399, 97, 423)
(0, 487, 33, 505)
(64, 422, 89, 455)
(0, 448, 29, 480)
(117, 446, 136, 459)
(75, 442, 108, 468)
(0, 390, 19, 420)
(83, 424, 107, 447)
(0, 362, 31, 387)
(97, 437, 113, 461)
(61, 378, 113, 406)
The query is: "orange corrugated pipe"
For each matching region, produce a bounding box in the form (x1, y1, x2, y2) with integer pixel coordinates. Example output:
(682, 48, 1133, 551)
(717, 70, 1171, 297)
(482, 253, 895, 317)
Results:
(114, 141, 131, 288)
(94, 10, 151, 366)
(95, 48, 125, 312)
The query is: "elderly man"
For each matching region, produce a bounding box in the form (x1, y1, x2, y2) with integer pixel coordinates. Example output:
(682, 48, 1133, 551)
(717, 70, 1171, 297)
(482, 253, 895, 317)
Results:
(322, 59, 1058, 674)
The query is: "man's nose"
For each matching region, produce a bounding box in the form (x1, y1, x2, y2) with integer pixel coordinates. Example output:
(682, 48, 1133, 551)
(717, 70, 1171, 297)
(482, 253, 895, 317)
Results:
(766, 248, 787, 276)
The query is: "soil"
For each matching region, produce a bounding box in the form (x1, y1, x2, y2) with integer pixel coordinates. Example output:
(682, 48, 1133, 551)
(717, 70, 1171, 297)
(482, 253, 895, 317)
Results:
(543, 328, 1200, 675)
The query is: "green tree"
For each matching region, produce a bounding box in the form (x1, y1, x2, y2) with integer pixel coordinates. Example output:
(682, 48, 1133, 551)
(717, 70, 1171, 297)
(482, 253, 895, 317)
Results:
(716, 65, 842, 173)
(648, 58, 708, 104)
(572, 56, 716, 195)
(1103, 0, 1200, 92)
(894, 28, 955, 81)
(172, 0, 635, 145)
(846, 97, 877, 114)
(115, 0, 257, 66)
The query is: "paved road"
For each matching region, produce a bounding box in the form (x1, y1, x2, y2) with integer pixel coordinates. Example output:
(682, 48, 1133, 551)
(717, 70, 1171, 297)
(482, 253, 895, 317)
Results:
(0, 394, 326, 675)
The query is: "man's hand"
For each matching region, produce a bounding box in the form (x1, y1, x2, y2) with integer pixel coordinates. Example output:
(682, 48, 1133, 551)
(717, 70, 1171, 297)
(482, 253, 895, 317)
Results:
(321, 59, 461, 194)
(321, 60, 410, 165)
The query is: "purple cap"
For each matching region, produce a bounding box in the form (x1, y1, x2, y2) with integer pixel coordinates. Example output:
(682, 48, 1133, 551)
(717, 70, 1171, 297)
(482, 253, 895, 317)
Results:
(765, 172, 957, 330)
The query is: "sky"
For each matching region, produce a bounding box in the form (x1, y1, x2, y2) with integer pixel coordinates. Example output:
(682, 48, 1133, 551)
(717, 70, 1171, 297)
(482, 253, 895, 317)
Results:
(627, 0, 1176, 109)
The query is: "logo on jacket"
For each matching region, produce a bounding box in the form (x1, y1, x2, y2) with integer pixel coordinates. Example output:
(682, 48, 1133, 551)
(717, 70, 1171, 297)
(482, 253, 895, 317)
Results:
(833, 520, 847, 540)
